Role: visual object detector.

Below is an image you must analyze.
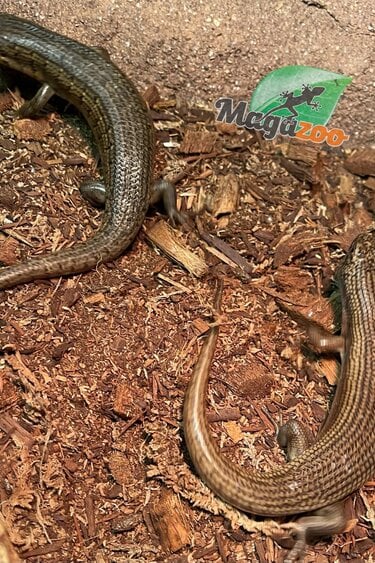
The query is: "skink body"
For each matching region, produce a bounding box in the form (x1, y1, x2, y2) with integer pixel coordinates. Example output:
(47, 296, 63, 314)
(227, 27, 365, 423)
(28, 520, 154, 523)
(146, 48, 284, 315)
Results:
(184, 229, 375, 516)
(0, 13, 154, 289)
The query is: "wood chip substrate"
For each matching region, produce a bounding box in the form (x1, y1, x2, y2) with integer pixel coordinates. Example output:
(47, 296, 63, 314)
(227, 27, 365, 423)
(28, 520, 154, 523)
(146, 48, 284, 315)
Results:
(0, 84, 374, 562)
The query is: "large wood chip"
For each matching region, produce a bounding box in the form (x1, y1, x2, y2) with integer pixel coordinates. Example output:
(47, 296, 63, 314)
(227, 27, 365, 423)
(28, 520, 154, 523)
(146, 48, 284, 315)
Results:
(316, 357, 339, 385)
(211, 173, 240, 219)
(337, 170, 356, 203)
(179, 129, 219, 154)
(149, 489, 190, 552)
(13, 118, 52, 141)
(273, 232, 329, 268)
(273, 266, 312, 291)
(0, 237, 19, 266)
(143, 84, 161, 107)
(344, 148, 375, 177)
(0, 413, 35, 449)
(0, 517, 21, 563)
(0, 91, 15, 112)
(113, 383, 143, 418)
(364, 176, 375, 191)
(280, 140, 320, 166)
(146, 220, 208, 277)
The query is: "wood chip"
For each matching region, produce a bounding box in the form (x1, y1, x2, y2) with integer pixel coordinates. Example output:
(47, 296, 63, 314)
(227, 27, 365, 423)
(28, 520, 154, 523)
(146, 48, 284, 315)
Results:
(273, 232, 331, 268)
(143, 84, 161, 107)
(148, 489, 190, 552)
(280, 140, 320, 166)
(279, 153, 324, 187)
(199, 229, 252, 276)
(215, 121, 238, 135)
(108, 452, 141, 486)
(0, 516, 21, 563)
(344, 148, 375, 176)
(364, 176, 375, 191)
(211, 173, 240, 219)
(223, 421, 243, 444)
(0, 413, 35, 448)
(0, 236, 20, 265)
(316, 357, 339, 385)
(179, 129, 219, 154)
(113, 383, 142, 418)
(146, 220, 208, 277)
(13, 118, 52, 141)
(85, 495, 96, 538)
(207, 407, 241, 423)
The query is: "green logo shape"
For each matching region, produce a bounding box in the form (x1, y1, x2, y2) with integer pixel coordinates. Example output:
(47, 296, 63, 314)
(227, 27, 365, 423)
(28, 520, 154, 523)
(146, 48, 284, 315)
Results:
(249, 65, 352, 126)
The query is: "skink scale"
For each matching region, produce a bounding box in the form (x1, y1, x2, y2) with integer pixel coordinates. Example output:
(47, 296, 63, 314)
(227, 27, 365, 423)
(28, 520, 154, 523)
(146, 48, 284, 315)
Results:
(0, 13, 154, 289)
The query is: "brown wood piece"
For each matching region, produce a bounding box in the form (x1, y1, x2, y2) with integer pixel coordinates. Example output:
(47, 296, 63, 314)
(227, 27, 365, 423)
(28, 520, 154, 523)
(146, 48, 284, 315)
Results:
(211, 173, 240, 218)
(146, 220, 208, 277)
(149, 489, 190, 552)
(0, 517, 21, 563)
(179, 129, 220, 155)
(344, 148, 375, 177)
(0, 413, 35, 449)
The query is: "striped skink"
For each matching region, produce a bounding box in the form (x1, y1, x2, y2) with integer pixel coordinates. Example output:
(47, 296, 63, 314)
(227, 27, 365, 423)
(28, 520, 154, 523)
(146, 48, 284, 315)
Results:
(184, 229, 375, 554)
(0, 13, 154, 289)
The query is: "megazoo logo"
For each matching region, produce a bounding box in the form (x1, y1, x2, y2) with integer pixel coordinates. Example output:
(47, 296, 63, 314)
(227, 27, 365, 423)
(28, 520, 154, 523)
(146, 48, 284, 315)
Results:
(215, 66, 352, 147)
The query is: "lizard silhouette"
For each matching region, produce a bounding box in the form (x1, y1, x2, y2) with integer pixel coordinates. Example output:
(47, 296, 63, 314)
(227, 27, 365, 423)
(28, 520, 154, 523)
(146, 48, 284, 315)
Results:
(261, 84, 325, 120)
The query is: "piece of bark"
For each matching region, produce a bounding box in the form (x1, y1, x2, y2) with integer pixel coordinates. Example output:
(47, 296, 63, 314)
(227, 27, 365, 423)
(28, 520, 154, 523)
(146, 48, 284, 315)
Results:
(143, 84, 161, 108)
(199, 229, 253, 276)
(207, 407, 241, 423)
(85, 495, 96, 538)
(113, 383, 143, 419)
(215, 121, 238, 135)
(211, 173, 240, 221)
(364, 176, 375, 190)
(344, 148, 375, 177)
(179, 129, 219, 155)
(279, 154, 324, 188)
(280, 140, 320, 166)
(273, 232, 334, 268)
(13, 118, 52, 141)
(336, 169, 356, 204)
(146, 220, 208, 277)
(316, 357, 339, 385)
(0, 413, 35, 448)
(148, 489, 190, 552)
(0, 237, 19, 266)
(111, 513, 142, 533)
(0, 517, 21, 563)
(18, 541, 65, 558)
(108, 452, 141, 486)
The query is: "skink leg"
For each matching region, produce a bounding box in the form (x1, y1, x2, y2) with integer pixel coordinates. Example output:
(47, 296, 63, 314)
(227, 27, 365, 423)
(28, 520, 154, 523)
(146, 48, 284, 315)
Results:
(277, 420, 346, 562)
(17, 83, 55, 117)
(305, 326, 344, 355)
(10, 78, 184, 225)
(80, 177, 185, 225)
(149, 178, 185, 226)
(277, 300, 345, 355)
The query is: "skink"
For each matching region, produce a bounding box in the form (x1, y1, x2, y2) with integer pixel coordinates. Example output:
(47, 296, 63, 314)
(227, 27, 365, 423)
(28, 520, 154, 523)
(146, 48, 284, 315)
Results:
(184, 230, 375, 544)
(0, 13, 154, 289)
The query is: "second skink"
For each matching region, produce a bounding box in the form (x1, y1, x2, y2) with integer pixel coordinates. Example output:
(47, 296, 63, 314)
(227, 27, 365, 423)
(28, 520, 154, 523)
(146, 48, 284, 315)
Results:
(184, 229, 375, 517)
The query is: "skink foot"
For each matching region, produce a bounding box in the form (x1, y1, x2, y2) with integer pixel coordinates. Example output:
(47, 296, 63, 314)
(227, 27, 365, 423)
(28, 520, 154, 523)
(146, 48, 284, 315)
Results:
(80, 177, 185, 225)
(277, 421, 346, 561)
(280, 502, 346, 561)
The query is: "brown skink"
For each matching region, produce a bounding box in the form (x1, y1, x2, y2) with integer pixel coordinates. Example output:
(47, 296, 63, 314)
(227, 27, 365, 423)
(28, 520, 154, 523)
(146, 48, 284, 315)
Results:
(184, 230, 375, 533)
(0, 13, 154, 289)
